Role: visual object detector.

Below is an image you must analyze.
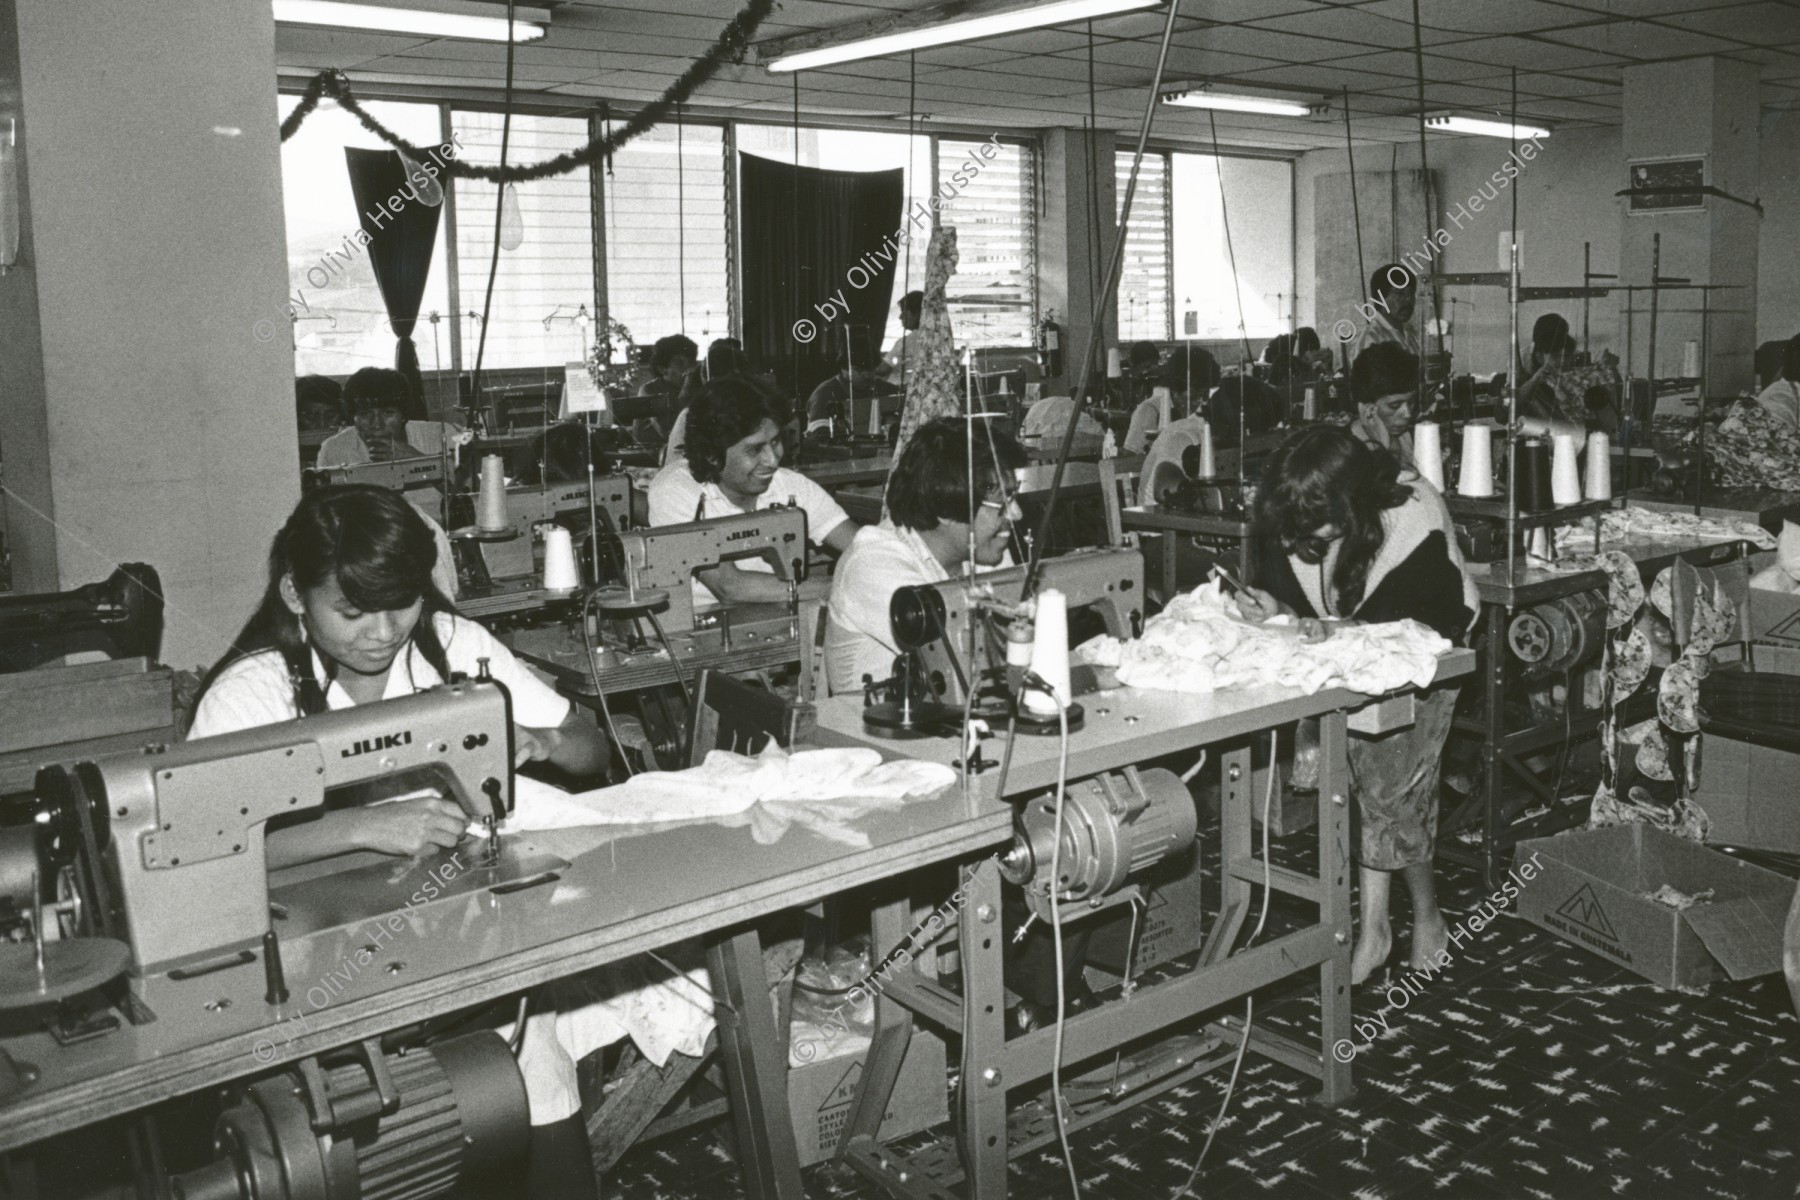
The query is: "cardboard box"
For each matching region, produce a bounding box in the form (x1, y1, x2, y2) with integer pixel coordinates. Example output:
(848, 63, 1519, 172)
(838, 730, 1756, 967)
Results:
(1695, 645, 1800, 853)
(1515, 825, 1796, 989)
(788, 1028, 946, 1167)
(1086, 845, 1207, 974)
(1751, 583, 1800, 649)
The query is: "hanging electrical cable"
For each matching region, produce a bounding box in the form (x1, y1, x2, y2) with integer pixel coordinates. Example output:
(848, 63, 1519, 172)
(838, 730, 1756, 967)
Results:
(469, 0, 517, 409)
(1409, 0, 1443, 414)
(1020, 0, 1187, 601)
(1341, 86, 1368, 374)
(677, 100, 688, 336)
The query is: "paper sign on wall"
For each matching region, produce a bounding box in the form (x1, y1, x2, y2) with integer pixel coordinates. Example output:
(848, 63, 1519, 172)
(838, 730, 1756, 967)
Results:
(562, 362, 607, 419)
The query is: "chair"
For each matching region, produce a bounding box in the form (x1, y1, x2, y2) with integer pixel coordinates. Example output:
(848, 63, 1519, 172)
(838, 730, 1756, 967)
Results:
(581, 668, 813, 1176)
(1097, 453, 1145, 548)
(684, 668, 815, 767)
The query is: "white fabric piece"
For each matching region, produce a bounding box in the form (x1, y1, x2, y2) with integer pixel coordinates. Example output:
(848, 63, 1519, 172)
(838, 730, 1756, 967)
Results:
(1750, 520, 1800, 595)
(497, 948, 715, 1124)
(490, 747, 956, 849)
(1078, 579, 1451, 697)
(1021, 396, 1103, 443)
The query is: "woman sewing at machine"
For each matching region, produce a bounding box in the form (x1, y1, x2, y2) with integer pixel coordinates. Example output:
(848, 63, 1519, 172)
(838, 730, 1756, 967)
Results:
(190, 484, 609, 866)
(188, 484, 612, 1198)
(1236, 427, 1476, 985)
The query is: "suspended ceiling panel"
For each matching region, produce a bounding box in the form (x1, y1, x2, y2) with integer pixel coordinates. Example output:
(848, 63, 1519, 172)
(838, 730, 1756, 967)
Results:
(273, 0, 1800, 154)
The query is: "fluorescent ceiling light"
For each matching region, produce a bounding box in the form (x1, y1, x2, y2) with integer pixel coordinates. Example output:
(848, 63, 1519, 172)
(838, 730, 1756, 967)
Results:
(763, 0, 1162, 73)
(273, 0, 549, 42)
(1161, 87, 1316, 117)
(1426, 115, 1550, 140)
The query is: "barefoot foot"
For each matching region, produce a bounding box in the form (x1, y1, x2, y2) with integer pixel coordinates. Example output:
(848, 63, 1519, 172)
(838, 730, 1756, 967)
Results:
(1350, 926, 1392, 986)
(1408, 914, 1449, 972)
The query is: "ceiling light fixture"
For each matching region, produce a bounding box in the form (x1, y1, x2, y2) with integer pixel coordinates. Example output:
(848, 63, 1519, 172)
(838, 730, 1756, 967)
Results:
(1426, 114, 1550, 140)
(273, 0, 550, 43)
(760, 0, 1162, 73)
(1160, 86, 1320, 117)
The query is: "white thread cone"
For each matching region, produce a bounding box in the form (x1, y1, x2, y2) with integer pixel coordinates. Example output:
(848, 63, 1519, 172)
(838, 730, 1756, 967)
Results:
(1457, 423, 1494, 498)
(1107, 348, 1122, 379)
(1551, 434, 1583, 506)
(476, 454, 509, 531)
(1585, 432, 1613, 500)
(1682, 340, 1699, 379)
(1196, 421, 1217, 479)
(541, 526, 580, 591)
(1023, 589, 1071, 715)
(1413, 421, 1445, 492)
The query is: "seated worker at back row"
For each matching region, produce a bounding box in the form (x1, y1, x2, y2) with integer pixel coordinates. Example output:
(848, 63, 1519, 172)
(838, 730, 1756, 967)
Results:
(1349, 341, 1423, 473)
(631, 333, 698, 446)
(647, 377, 857, 606)
(825, 418, 1027, 693)
(807, 336, 901, 438)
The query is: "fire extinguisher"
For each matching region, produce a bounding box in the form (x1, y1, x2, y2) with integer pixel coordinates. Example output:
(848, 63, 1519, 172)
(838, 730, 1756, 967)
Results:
(1037, 311, 1063, 379)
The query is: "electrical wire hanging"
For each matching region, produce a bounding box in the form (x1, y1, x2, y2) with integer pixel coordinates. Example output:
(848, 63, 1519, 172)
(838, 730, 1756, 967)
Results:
(469, 0, 518, 412)
(1021, 0, 1188, 602)
(1206, 109, 1255, 457)
(1341, 86, 1368, 374)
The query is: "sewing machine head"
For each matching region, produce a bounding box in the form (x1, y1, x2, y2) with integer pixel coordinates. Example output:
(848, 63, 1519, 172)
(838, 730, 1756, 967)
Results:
(33, 679, 512, 975)
(304, 457, 447, 494)
(604, 506, 809, 630)
(467, 478, 637, 592)
(886, 546, 1143, 710)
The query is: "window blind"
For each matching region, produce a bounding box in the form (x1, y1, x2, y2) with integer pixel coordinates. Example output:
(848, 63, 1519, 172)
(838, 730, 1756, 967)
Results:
(937, 138, 1037, 349)
(1116, 150, 1173, 343)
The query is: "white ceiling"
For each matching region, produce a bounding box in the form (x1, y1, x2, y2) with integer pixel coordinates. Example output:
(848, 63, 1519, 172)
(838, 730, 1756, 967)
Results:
(273, 0, 1800, 153)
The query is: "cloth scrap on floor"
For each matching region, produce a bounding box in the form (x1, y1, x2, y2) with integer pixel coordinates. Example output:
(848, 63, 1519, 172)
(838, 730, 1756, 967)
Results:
(1078, 580, 1452, 696)
(487, 748, 956, 848)
(1646, 884, 1715, 911)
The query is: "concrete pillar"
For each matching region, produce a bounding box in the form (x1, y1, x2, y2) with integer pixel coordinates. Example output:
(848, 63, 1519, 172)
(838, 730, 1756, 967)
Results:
(1038, 128, 1117, 393)
(1619, 57, 1760, 393)
(0, 0, 298, 669)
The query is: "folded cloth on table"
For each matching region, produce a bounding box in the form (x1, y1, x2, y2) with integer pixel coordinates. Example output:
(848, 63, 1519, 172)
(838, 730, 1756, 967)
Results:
(1553, 506, 1776, 556)
(1078, 580, 1451, 697)
(484, 746, 957, 848)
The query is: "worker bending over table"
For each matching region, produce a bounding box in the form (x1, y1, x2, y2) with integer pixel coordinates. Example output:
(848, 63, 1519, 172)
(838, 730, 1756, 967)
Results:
(647, 377, 857, 605)
(1237, 427, 1477, 983)
(824, 416, 1027, 693)
(187, 484, 611, 1196)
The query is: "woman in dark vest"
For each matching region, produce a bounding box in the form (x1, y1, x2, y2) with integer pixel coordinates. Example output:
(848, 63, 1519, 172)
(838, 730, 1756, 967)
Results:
(1237, 426, 1476, 984)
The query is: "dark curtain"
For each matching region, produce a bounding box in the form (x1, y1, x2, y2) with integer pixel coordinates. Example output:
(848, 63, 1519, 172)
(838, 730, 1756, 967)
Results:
(738, 153, 904, 404)
(345, 148, 441, 416)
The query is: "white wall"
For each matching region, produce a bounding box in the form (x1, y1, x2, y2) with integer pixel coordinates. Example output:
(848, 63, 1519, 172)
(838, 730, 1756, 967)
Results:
(1298, 112, 1800, 381)
(1, 0, 299, 669)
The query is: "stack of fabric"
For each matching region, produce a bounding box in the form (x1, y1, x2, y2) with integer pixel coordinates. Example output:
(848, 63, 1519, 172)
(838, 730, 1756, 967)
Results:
(1078, 580, 1452, 697)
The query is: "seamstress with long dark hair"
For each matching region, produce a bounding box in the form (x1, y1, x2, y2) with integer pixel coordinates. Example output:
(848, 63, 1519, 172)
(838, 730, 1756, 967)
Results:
(1237, 427, 1476, 984)
(188, 484, 609, 1198)
(190, 484, 608, 866)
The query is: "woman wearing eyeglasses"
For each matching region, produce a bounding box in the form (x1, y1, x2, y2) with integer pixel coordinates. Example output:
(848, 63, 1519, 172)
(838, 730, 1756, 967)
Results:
(1236, 425, 1477, 984)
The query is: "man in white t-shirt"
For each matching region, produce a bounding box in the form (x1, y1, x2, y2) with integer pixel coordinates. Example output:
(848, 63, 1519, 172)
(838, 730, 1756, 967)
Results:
(646, 377, 857, 607)
(825, 417, 1027, 693)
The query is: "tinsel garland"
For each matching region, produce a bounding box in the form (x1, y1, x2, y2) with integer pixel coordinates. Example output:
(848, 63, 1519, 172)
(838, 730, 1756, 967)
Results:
(278, 0, 776, 183)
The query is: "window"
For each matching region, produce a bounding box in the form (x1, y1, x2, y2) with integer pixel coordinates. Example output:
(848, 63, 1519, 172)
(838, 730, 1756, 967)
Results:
(937, 138, 1036, 349)
(276, 97, 452, 378)
(453, 111, 597, 370)
(1116, 150, 1172, 342)
(735, 124, 931, 352)
(1170, 153, 1294, 344)
(603, 121, 730, 356)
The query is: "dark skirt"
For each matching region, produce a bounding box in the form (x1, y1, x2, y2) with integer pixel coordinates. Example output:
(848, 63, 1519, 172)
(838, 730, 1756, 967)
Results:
(1348, 684, 1460, 870)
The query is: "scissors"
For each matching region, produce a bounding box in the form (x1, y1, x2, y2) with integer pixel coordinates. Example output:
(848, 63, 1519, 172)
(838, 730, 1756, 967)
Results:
(1209, 563, 1248, 596)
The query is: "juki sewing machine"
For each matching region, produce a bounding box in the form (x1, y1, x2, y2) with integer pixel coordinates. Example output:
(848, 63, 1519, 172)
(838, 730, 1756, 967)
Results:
(303, 456, 446, 494)
(457, 477, 637, 618)
(0, 678, 562, 1197)
(23, 673, 562, 978)
(861, 546, 1144, 739)
(590, 505, 811, 660)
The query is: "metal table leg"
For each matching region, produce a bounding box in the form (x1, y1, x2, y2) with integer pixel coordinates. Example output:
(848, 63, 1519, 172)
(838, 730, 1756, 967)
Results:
(1316, 711, 1354, 1106)
(706, 928, 804, 1200)
(958, 857, 1007, 1200)
(841, 894, 916, 1154)
(1481, 602, 1506, 889)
